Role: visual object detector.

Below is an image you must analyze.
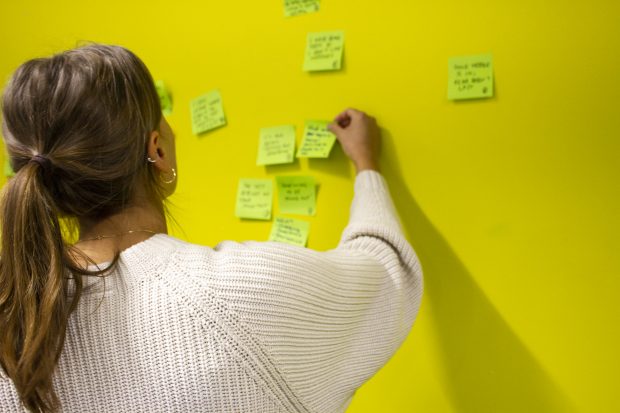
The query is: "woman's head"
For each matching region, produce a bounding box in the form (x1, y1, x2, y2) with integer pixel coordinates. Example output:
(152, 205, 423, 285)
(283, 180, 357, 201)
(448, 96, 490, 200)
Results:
(2, 44, 176, 216)
(0, 44, 174, 412)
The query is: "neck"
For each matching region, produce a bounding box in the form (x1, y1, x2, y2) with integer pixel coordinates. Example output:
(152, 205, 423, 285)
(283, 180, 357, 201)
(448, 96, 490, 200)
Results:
(75, 199, 167, 265)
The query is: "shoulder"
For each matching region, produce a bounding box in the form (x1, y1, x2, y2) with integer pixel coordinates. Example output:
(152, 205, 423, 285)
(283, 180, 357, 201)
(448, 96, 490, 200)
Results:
(165, 236, 324, 274)
(149, 234, 320, 274)
(150, 235, 384, 302)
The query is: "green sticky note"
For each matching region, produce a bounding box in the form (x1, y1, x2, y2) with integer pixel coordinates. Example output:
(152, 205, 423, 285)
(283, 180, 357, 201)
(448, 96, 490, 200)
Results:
(448, 54, 494, 100)
(303, 31, 344, 72)
(235, 179, 273, 220)
(190, 90, 226, 135)
(276, 176, 316, 216)
(4, 157, 14, 177)
(257, 125, 296, 166)
(297, 120, 336, 158)
(269, 216, 310, 247)
(155, 80, 173, 116)
(284, 0, 320, 17)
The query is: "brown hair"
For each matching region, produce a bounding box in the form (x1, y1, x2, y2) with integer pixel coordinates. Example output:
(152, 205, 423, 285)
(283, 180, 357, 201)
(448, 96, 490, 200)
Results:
(0, 44, 165, 412)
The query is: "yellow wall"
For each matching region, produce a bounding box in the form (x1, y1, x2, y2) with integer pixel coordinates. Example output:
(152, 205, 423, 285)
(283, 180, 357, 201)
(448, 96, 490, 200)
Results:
(1, 1, 618, 412)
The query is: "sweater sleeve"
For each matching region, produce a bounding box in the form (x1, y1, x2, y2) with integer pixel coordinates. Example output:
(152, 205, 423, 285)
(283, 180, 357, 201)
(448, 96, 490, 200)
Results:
(210, 170, 423, 413)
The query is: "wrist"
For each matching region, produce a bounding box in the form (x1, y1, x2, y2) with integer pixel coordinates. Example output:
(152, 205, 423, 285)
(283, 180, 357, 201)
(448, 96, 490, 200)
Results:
(354, 159, 380, 174)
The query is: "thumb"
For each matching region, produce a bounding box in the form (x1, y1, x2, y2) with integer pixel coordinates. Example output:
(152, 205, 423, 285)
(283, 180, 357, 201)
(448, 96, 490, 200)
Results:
(327, 121, 343, 136)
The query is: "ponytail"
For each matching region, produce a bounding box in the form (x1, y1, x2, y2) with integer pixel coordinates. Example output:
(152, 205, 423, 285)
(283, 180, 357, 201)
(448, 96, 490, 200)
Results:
(0, 159, 80, 411)
(0, 44, 163, 412)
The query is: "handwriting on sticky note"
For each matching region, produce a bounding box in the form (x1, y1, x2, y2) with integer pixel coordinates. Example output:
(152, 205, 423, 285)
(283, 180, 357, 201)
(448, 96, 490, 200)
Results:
(448, 54, 494, 100)
(235, 179, 273, 220)
(303, 31, 344, 72)
(276, 176, 316, 216)
(190, 90, 226, 135)
(284, 0, 320, 17)
(155, 80, 173, 116)
(257, 125, 296, 166)
(269, 216, 310, 247)
(297, 120, 336, 158)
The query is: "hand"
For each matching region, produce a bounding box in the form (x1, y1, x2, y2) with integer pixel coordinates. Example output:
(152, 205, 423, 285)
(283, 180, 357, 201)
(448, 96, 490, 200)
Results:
(328, 108, 381, 173)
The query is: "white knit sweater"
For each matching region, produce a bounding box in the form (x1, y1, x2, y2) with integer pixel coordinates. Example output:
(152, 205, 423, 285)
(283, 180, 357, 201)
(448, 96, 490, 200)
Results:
(0, 170, 423, 413)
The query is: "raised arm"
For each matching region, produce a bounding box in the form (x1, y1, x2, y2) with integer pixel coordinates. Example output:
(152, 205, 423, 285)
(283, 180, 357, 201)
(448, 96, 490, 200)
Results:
(206, 109, 423, 413)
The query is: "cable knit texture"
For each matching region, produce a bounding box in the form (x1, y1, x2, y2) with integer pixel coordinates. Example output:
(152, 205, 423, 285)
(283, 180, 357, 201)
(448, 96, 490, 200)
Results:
(0, 170, 423, 412)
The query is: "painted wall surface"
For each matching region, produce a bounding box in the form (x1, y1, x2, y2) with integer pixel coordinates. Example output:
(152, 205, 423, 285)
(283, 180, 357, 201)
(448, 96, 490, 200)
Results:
(1, 1, 618, 412)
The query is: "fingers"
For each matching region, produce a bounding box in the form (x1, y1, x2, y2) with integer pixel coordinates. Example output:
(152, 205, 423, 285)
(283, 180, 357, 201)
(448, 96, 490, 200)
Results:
(327, 121, 343, 135)
(333, 111, 351, 128)
(336, 114, 351, 128)
(329, 108, 377, 141)
(333, 108, 366, 128)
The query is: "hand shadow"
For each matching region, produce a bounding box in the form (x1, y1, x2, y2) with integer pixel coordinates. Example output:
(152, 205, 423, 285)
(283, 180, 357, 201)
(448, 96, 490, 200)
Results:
(380, 128, 574, 413)
(308, 141, 353, 179)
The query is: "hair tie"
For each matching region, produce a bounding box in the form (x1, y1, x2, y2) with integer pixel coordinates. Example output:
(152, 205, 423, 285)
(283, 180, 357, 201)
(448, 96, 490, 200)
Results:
(29, 154, 53, 174)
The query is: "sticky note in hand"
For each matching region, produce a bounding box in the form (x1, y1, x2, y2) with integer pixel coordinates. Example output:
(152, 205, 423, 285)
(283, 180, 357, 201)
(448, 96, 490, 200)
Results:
(284, 0, 320, 17)
(257, 125, 296, 166)
(190, 90, 227, 135)
(155, 80, 173, 116)
(269, 216, 310, 247)
(448, 54, 494, 100)
(276, 176, 316, 216)
(235, 179, 273, 220)
(297, 120, 336, 158)
(303, 31, 344, 72)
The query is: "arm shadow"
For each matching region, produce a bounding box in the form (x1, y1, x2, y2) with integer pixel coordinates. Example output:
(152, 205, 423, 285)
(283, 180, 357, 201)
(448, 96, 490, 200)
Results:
(380, 128, 574, 413)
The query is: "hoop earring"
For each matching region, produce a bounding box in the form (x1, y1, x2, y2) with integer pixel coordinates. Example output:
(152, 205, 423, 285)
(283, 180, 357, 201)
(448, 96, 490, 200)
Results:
(147, 156, 157, 163)
(161, 168, 176, 184)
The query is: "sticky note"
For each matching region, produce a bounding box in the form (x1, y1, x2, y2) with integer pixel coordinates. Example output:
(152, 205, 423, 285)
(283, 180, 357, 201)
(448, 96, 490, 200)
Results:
(235, 179, 273, 220)
(269, 216, 310, 247)
(190, 90, 226, 135)
(448, 54, 494, 100)
(276, 176, 316, 216)
(257, 125, 296, 166)
(297, 120, 336, 158)
(284, 0, 320, 17)
(303, 31, 345, 72)
(4, 157, 14, 177)
(155, 80, 173, 116)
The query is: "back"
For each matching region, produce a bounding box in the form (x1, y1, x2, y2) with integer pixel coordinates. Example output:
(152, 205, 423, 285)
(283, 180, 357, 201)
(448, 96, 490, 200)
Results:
(1, 171, 423, 413)
(3, 235, 309, 412)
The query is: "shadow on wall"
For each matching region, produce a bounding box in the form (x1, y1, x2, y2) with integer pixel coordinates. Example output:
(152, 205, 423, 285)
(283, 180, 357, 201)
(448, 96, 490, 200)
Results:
(380, 128, 574, 413)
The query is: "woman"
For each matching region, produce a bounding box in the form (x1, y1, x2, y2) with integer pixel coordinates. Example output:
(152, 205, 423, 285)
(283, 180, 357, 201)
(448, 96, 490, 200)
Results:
(0, 44, 423, 413)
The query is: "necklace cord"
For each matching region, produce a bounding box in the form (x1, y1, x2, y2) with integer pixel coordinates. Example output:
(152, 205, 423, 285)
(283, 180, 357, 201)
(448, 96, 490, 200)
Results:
(76, 229, 158, 243)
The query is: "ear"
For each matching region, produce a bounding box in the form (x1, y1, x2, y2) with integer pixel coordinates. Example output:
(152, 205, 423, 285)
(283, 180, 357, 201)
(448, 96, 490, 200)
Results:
(146, 129, 170, 173)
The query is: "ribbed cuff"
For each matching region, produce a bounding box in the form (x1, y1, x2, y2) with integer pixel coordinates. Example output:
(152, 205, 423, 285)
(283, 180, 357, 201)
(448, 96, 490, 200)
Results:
(350, 170, 402, 232)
